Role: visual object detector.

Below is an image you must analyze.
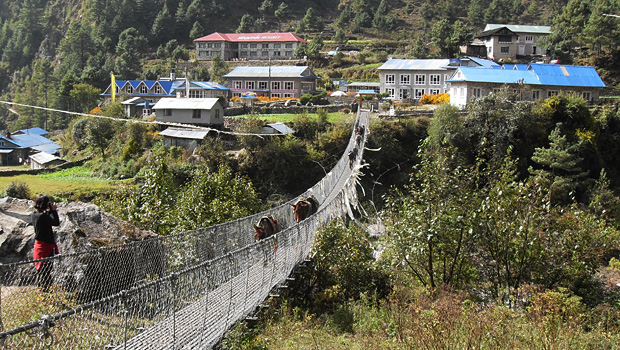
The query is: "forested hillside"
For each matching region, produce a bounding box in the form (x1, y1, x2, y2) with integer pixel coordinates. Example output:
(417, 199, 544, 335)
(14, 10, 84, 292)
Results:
(1, 0, 619, 133)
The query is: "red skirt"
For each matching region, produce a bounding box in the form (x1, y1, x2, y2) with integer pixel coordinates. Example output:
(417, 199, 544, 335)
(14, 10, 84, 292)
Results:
(33, 241, 59, 270)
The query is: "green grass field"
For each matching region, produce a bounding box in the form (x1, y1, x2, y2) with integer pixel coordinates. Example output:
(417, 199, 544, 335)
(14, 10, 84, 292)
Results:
(0, 166, 119, 201)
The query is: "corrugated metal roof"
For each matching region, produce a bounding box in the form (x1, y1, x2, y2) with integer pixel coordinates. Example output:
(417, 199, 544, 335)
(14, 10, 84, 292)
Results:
(172, 81, 230, 91)
(529, 63, 606, 87)
(32, 143, 61, 154)
(448, 64, 606, 88)
(485, 24, 552, 34)
(466, 57, 501, 68)
(194, 32, 306, 43)
(346, 82, 380, 87)
(153, 98, 221, 110)
(266, 122, 295, 135)
(9, 134, 56, 148)
(448, 67, 540, 84)
(29, 152, 62, 164)
(16, 127, 48, 136)
(377, 59, 452, 71)
(159, 127, 210, 139)
(223, 66, 319, 79)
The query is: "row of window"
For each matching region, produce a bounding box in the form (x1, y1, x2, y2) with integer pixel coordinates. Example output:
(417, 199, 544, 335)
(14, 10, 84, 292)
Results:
(238, 50, 294, 57)
(162, 109, 221, 119)
(232, 92, 296, 98)
(466, 87, 592, 101)
(239, 43, 295, 49)
(384, 88, 443, 99)
(120, 85, 162, 95)
(232, 80, 297, 90)
(384, 74, 446, 86)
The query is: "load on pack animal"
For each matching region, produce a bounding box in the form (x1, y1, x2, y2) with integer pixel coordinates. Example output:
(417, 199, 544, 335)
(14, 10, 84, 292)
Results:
(291, 195, 319, 223)
(253, 214, 281, 241)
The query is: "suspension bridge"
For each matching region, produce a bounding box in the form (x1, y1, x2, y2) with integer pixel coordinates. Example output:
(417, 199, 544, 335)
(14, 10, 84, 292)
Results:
(0, 109, 370, 349)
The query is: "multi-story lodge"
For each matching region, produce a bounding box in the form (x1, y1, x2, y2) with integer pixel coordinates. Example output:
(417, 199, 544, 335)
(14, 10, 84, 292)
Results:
(222, 66, 319, 99)
(193, 32, 306, 61)
(470, 24, 552, 61)
(448, 63, 605, 108)
(377, 57, 499, 101)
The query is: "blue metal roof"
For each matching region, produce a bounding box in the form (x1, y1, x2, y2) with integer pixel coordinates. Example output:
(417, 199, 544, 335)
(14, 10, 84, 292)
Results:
(502, 64, 529, 70)
(448, 64, 606, 88)
(466, 57, 501, 68)
(378, 58, 452, 71)
(9, 134, 56, 148)
(448, 67, 540, 85)
(528, 63, 606, 87)
(173, 81, 230, 91)
(32, 143, 62, 154)
(17, 127, 48, 136)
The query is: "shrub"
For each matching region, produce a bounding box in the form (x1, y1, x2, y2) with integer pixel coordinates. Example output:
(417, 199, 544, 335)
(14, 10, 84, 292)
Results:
(5, 181, 31, 199)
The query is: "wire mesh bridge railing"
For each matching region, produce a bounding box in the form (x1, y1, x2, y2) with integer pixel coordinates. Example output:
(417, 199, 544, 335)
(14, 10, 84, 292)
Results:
(0, 109, 370, 349)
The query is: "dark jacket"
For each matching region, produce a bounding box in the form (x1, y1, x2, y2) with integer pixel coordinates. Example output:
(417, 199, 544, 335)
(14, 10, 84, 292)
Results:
(32, 210, 60, 244)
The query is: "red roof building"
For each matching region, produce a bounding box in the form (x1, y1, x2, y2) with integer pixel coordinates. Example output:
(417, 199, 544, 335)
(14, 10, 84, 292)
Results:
(194, 32, 307, 61)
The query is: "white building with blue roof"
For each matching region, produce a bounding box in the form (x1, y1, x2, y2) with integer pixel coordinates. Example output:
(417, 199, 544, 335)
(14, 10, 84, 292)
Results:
(222, 66, 319, 99)
(377, 58, 500, 102)
(0, 131, 61, 166)
(447, 63, 606, 108)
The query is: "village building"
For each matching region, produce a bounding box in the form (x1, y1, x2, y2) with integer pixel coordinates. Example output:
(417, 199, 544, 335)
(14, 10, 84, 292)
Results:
(101, 72, 229, 117)
(0, 130, 61, 166)
(29, 152, 66, 170)
(447, 63, 605, 108)
(470, 24, 552, 61)
(222, 66, 319, 99)
(193, 32, 306, 61)
(153, 98, 224, 127)
(158, 127, 212, 150)
(377, 57, 499, 101)
(344, 82, 380, 94)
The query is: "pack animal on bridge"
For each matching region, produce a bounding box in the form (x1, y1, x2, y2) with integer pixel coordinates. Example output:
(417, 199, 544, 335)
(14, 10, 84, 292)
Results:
(348, 147, 358, 168)
(291, 195, 320, 223)
(253, 214, 282, 241)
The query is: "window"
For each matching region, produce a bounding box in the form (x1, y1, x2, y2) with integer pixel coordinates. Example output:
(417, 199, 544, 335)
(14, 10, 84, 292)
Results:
(262, 51, 269, 56)
(250, 43, 257, 48)
(501, 47, 509, 55)
(214, 109, 220, 118)
(460, 88, 464, 97)
(399, 88, 409, 100)
(547, 90, 558, 97)
(233, 81, 242, 89)
(400, 74, 410, 85)
(499, 35, 512, 43)
(163, 109, 172, 116)
(271, 93, 281, 98)
(385, 88, 395, 98)
(525, 35, 534, 43)
(429, 89, 440, 95)
(192, 109, 201, 119)
(154, 85, 162, 94)
(246, 81, 255, 90)
(385, 74, 395, 84)
(414, 88, 424, 99)
(272, 81, 281, 90)
(140, 85, 148, 94)
(240, 51, 247, 57)
(302, 82, 313, 91)
(274, 43, 281, 48)
(284, 93, 294, 98)
(415, 74, 426, 85)
(126, 86, 133, 94)
(532, 46, 537, 55)
(262, 43, 269, 49)
(285, 51, 293, 56)
(0, 140, 4, 146)
(241, 43, 248, 49)
(285, 43, 293, 48)
(250, 51, 257, 57)
(582, 91, 591, 101)
(214, 43, 221, 48)
(284, 81, 294, 89)
(258, 81, 268, 89)
(532, 90, 540, 100)
(198, 43, 206, 49)
(492, 88, 500, 94)
(472, 88, 481, 98)
(207, 43, 213, 48)
(430, 74, 440, 85)
(273, 51, 281, 56)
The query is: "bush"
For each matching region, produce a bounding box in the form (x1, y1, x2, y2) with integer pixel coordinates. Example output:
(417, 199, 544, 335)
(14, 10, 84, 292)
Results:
(5, 181, 31, 199)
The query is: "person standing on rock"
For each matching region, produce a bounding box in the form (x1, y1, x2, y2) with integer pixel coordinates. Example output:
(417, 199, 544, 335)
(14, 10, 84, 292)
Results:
(31, 194, 60, 290)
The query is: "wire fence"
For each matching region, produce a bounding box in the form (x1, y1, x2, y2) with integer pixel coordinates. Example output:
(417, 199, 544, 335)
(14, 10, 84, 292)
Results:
(0, 109, 369, 349)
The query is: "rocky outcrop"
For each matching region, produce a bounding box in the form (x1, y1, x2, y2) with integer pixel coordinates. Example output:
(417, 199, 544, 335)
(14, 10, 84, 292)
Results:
(0, 197, 157, 264)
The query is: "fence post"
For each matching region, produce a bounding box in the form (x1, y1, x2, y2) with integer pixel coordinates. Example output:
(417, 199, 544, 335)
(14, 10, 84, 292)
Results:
(121, 290, 128, 350)
(170, 272, 179, 350)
